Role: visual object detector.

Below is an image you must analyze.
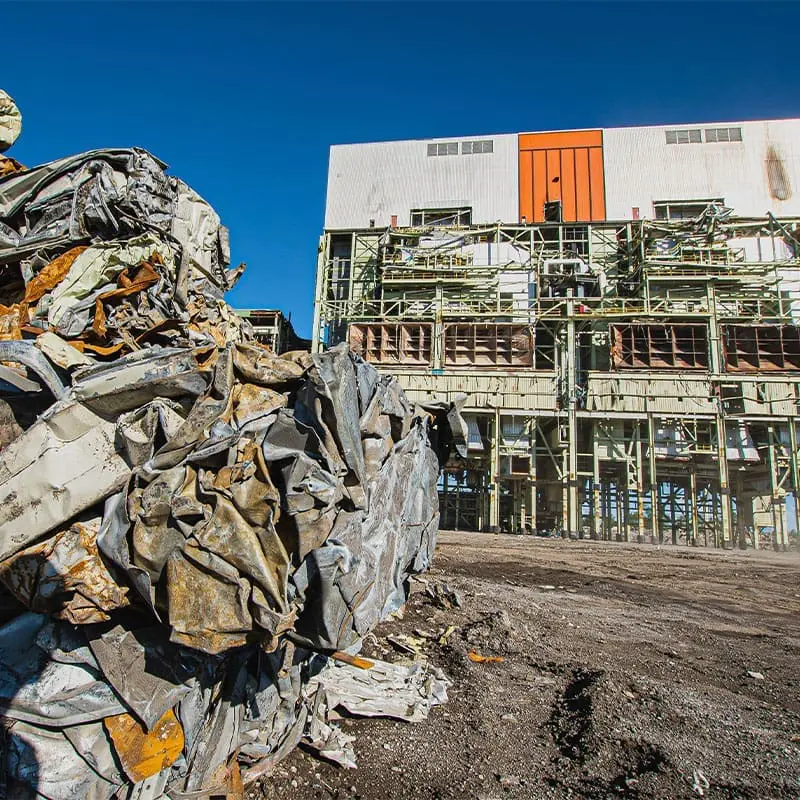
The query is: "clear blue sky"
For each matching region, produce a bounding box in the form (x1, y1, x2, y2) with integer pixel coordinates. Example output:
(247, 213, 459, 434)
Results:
(5, 1, 800, 336)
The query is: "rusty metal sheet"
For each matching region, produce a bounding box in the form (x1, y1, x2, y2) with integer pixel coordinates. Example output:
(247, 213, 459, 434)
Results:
(104, 708, 184, 783)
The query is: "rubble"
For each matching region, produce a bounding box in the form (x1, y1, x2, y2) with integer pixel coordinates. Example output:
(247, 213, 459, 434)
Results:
(0, 99, 464, 798)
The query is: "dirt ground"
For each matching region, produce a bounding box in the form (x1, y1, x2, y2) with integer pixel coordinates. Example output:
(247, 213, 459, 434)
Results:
(259, 532, 800, 800)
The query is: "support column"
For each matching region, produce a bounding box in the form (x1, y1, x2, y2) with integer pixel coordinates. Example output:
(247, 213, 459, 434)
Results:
(647, 414, 660, 544)
(527, 418, 537, 534)
(634, 425, 646, 543)
(689, 467, 699, 546)
(489, 409, 500, 532)
(767, 426, 786, 551)
(311, 234, 329, 354)
(592, 423, 602, 540)
(717, 416, 733, 547)
(561, 449, 569, 537)
(566, 293, 579, 538)
(789, 418, 799, 546)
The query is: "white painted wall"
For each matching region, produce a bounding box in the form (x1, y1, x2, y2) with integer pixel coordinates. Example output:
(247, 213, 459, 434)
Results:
(324, 134, 518, 229)
(603, 119, 800, 219)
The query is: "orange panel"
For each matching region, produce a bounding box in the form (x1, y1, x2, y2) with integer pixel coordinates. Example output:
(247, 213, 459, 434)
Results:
(532, 150, 547, 222)
(519, 129, 603, 151)
(561, 148, 577, 221)
(519, 149, 532, 222)
(575, 148, 591, 221)
(519, 129, 605, 222)
(546, 150, 561, 202)
(589, 146, 606, 220)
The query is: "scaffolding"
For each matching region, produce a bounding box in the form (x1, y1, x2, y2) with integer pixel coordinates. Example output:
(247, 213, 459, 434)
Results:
(313, 214, 800, 548)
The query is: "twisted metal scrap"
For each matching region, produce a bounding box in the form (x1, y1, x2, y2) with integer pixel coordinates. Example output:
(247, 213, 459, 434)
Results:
(0, 146, 464, 799)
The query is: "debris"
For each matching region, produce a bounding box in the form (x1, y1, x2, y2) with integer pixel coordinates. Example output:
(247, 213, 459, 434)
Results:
(0, 105, 464, 798)
(692, 767, 710, 796)
(468, 651, 505, 664)
(747, 670, 765, 681)
(0, 90, 21, 152)
(425, 581, 463, 609)
(386, 634, 427, 655)
(307, 658, 450, 723)
(438, 624, 458, 645)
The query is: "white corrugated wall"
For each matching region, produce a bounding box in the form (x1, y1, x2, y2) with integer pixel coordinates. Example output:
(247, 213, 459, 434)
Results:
(324, 134, 518, 229)
(603, 119, 800, 219)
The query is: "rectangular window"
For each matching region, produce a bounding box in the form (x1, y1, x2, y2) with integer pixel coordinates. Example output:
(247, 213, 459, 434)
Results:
(653, 199, 724, 221)
(705, 127, 742, 143)
(409, 207, 472, 227)
(444, 324, 534, 367)
(665, 128, 702, 145)
(462, 139, 493, 155)
(426, 141, 459, 156)
(610, 324, 709, 369)
(722, 325, 800, 372)
(348, 323, 433, 365)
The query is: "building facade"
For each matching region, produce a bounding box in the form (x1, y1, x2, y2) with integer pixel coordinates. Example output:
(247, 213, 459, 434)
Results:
(314, 120, 800, 548)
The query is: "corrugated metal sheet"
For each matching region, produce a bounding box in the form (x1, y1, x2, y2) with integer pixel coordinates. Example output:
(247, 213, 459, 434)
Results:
(603, 119, 800, 219)
(518, 130, 605, 222)
(586, 375, 716, 414)
(392, 371, 558, 411)
(324, 135, 518, 230)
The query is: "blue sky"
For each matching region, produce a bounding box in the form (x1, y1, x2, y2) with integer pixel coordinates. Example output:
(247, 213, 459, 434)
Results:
(5, 1, 800, 336)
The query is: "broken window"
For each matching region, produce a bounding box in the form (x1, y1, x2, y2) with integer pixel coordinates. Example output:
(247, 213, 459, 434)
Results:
(444, 324, 534, 367)
(409, 207, 472, 227)
(610, 324, 709, 369)
(665, 128, 702, 145)
(704, 127, 742, 143)
(348, 323, 433, 365)
(653, 199, 725, 221)
(722, 324, 800, 371)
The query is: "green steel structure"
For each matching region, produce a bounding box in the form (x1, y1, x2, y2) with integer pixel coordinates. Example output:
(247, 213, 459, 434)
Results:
(312, 215, 800, 548)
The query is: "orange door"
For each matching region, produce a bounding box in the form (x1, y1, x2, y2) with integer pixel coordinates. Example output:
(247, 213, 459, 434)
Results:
(518, 130, 605, 223)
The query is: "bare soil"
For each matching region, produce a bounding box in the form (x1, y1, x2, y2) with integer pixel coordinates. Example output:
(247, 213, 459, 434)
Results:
(258, 532, 800, 800)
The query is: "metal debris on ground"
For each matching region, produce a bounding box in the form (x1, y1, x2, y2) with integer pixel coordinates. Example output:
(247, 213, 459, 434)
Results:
(467, 651, 505, 664)
(424, 581, 463, 610)
(0, 96, 464, 799)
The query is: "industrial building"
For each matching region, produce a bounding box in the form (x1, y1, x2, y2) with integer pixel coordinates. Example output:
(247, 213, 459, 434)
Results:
(235, 308, 310, 353)
(312, 119, 800, 548)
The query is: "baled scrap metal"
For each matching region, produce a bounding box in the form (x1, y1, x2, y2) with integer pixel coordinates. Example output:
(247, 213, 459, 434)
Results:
(0, 137, 462, 797)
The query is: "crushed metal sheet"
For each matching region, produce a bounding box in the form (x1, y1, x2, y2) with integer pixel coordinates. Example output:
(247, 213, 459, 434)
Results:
(0, 117, 459, 798)
(307, 657, 450, 723)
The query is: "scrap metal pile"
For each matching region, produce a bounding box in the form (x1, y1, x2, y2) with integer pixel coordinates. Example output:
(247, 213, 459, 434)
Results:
(0, 92, 463, 799)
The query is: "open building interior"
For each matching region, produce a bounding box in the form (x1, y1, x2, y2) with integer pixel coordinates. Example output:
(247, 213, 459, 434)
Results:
(313, 212, 800, 548)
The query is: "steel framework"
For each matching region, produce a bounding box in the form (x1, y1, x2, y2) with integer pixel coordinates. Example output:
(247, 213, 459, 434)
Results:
(313, 215, 800, 548)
